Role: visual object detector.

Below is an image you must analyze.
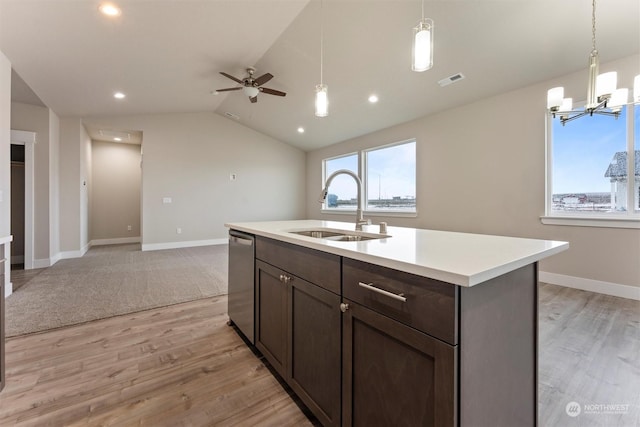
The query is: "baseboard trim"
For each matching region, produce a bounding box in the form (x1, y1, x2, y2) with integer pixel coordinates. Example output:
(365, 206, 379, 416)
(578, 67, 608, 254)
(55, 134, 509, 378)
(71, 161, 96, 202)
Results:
(33, 258, 51, 269)
(91, 237, 141, 246)
(142, 238, 228, 251)
(539, 271, 640, 300)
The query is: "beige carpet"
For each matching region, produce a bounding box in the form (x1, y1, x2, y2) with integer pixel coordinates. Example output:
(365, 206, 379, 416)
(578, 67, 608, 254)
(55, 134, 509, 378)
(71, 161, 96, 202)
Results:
(6, 243, 228, 337)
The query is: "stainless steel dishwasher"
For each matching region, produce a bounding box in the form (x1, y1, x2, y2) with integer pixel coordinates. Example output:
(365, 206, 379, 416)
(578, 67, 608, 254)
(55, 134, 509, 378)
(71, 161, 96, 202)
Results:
(227, 230, 255, 344)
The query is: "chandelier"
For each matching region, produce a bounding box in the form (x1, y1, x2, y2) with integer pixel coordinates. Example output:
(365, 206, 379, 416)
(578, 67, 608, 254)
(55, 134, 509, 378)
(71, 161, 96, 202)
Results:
(547, 0, 634, 125)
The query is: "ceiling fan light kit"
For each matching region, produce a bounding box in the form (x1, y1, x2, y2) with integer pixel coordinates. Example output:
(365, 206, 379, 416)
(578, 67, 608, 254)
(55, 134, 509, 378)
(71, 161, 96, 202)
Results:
(216, 66, 286, 104)
(547, 0, 637, 125)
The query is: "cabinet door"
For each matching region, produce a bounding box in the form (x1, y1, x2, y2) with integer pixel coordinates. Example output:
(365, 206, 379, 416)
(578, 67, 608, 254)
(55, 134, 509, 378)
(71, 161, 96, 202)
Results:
(255, 260, 288, 378)
(288, 276, 341, 427)
(342, 299, 457, 427)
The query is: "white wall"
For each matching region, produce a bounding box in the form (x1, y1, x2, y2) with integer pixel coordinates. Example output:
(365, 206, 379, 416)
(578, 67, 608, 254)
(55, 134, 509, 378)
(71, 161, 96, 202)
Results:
(84, 111, 306, 250)
(307, 55, 640, 291)
(90, 140, 141, 242)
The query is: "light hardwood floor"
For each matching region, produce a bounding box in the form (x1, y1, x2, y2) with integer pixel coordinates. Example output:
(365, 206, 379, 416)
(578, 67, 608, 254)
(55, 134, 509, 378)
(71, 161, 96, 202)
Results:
(0, 285, 637, 426)
(0, 296, 316, 426)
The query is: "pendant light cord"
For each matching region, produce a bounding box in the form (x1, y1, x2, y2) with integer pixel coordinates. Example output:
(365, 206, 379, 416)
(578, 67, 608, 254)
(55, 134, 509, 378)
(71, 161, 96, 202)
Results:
(421, 0, 424, 20)
(320, 0, 324, 85)
(591, 0, 597, 52)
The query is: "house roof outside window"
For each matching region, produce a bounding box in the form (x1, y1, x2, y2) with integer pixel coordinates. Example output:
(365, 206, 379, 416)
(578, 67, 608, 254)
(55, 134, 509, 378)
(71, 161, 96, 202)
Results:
(604, 151, 640, 178)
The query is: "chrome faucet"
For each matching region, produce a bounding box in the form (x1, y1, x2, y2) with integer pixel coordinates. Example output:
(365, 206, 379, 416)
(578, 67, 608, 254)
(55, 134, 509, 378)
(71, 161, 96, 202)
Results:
(319, 169, 368, 231)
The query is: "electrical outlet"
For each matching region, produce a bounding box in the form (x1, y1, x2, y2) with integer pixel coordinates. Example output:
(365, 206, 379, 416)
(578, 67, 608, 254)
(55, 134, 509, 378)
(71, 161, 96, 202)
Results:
(127, 225, 132, 231)
(176, 227, 182, 234)
(230, 173, 237, 181)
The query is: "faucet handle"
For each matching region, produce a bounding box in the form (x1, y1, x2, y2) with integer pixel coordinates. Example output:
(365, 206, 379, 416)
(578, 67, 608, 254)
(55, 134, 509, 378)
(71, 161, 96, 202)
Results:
(379, 222, 387, 234)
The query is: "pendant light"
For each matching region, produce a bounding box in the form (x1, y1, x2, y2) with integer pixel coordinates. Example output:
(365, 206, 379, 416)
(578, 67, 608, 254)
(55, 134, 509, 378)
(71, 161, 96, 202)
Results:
(547, 0, 630, 125)
(412, 0, 434, 72)
(315, 0, 328, 117)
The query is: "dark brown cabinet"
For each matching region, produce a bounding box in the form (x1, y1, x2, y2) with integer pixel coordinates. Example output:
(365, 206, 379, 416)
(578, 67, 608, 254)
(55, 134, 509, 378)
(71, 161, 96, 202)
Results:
(342, 300, 456, 427)
(289, 274, 341, 427)
(255, 237, 342, 426)
(255, 260, 288, 378)
(248, 236, 538, 427)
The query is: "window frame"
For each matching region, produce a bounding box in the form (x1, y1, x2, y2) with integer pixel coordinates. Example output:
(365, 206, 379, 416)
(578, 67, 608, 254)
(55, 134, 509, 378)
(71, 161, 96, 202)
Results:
(542, 103, 639, 229)
(321, 139, 417, 218)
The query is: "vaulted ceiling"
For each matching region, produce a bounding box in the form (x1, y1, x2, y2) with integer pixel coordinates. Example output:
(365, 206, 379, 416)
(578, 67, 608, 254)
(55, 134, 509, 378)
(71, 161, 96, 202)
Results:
(1, 0, 638, 151)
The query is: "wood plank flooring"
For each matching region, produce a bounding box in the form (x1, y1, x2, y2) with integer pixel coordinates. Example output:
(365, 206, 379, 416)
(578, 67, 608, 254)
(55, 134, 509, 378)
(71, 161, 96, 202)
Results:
(0, 296, 315, 426)
(0, 284, 637, 426)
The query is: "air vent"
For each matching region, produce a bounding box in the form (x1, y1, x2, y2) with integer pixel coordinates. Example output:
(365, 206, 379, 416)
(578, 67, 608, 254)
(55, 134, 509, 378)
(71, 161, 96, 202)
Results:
(438, 73, 465, 87)
(224, 112, 240, 121)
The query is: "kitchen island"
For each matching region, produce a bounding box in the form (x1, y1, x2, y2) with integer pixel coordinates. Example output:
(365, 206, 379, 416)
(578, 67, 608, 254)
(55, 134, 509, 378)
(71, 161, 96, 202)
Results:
(225, 220, 568, 427)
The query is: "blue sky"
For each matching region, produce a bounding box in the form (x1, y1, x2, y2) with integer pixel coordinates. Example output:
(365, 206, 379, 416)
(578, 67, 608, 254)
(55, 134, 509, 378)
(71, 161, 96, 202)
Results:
(325, 142, 416, 200)
(552, 105, 638, 194)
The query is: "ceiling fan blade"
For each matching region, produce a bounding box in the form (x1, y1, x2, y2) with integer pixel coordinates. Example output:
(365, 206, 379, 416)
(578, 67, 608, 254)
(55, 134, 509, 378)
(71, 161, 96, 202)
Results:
(260, 87, 286, 97)
(216, 87, 242, 92)
(250, 96, 258, 103)
(254, 73, 274, 86)
(220, 72, 243, 84)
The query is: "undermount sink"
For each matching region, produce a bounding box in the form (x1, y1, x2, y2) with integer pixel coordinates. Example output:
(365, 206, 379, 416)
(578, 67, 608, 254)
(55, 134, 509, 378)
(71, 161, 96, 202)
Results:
(287, 227, 390, 242)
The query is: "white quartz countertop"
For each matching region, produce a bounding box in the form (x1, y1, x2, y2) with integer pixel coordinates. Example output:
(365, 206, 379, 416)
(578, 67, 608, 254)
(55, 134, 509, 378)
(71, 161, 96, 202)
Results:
(0, 235, 12, 245)
(225, 220, 569, 287)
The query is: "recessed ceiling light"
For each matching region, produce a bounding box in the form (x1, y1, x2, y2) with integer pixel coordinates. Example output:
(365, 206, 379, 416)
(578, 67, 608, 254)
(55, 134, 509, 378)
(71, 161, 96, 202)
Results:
(99, 2, 122, 17)
(297, 127, 305, 134)
(114, 137, 122, 142)
(368, 94, 379, 103)
(114, 92, 125, 99)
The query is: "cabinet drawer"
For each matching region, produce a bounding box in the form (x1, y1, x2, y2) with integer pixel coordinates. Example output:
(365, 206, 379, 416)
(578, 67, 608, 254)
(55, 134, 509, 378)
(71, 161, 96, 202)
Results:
(256, 237, 340, 294)
(343, 258, 458, 345)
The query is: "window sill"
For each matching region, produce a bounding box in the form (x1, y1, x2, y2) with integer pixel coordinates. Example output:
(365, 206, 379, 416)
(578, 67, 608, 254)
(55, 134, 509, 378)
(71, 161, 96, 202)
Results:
(540, 215, 640, 229)
(321, 209, 418, 218)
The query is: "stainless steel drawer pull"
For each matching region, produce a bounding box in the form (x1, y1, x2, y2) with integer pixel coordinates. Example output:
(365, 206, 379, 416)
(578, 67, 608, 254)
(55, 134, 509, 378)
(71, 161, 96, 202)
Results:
(358, 282, 407, 302)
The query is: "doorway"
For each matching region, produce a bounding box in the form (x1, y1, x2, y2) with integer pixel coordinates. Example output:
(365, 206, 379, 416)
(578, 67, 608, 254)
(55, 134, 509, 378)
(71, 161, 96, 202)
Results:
(10, 130, 36, 277)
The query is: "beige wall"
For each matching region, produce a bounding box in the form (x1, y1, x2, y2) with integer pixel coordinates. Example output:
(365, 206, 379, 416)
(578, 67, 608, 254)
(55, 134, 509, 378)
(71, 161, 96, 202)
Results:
(59, 117, 91, 254)
(0, 52, 10, 238)
(307, 55, 640, 288)
(90, 140, 141, 241)
(84, 111, 306, 248)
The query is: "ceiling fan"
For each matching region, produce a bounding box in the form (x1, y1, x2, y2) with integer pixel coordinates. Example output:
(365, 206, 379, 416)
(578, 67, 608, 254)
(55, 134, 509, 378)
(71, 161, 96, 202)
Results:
(217, 67, 287, 103)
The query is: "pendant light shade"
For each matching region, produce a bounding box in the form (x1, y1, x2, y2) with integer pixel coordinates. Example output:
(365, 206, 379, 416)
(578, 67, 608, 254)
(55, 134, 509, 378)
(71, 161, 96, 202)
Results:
(315, 84, 328, 117)
(315, 0, 328, 117)
(412, 18, 434, 72)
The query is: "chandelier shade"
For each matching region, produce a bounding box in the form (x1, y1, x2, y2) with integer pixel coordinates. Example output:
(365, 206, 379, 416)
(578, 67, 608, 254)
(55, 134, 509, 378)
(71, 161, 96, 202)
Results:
(546, 0, 632, 125)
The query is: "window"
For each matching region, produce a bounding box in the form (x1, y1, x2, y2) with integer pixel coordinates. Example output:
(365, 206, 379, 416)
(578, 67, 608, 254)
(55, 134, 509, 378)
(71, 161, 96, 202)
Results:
(545, 103, 639, 227)
(322, 140, 416, 215)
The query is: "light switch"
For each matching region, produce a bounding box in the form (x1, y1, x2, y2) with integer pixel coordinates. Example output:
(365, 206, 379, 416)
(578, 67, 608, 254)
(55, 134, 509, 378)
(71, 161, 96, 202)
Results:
(163, 197, 172, 204)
